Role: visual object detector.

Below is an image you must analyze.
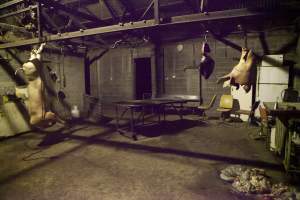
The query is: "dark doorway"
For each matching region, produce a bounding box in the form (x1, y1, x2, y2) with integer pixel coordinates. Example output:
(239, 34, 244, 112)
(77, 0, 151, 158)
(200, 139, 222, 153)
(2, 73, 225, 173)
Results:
(135, 58, 152, 100)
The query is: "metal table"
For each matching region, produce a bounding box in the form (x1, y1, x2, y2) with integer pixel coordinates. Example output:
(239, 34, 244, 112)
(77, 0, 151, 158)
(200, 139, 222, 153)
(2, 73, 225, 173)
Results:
(115, 99, 187, 140)
(263, 102, 300, 154)
(264, 102, 300, 173)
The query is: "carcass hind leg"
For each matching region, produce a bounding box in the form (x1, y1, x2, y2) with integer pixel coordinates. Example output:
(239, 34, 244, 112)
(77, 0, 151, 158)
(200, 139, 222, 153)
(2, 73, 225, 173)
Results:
(230, 78, 240, 90)
(217, 74, 230, 84)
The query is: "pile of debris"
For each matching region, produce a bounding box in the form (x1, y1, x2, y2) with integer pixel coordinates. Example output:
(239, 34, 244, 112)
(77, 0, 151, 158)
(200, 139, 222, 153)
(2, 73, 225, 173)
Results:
(219, 165, 299, 199)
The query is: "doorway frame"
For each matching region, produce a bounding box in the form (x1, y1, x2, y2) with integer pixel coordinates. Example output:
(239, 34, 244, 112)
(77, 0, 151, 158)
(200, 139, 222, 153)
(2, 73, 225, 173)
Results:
(132, 47, 157, 99)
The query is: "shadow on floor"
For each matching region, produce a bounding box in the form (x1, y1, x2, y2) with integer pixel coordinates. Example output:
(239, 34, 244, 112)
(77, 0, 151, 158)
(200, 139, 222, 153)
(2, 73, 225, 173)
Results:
(37, 126, 89, 147)
(34, 126, 284, 173)
(0, 122, 284, 186)
(136, 119, 207, 138)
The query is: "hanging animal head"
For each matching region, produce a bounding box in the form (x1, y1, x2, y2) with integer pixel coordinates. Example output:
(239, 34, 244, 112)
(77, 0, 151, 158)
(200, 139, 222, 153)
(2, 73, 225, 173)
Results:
(23, 62, 37, 77)
(22, 59, 42, 81)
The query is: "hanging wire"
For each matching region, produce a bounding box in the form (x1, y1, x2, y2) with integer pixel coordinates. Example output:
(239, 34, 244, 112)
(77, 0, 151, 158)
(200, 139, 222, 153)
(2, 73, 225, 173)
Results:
(204, 30, 209, 42)
(111, 39, 123, 49)
(244, 30, 248, 48)
(172, 48, 176, 79)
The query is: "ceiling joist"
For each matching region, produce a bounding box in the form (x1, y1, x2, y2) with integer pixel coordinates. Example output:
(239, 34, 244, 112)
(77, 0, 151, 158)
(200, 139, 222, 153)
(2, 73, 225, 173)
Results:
(102, 0, 119, 22)
(41, 10, 62, 33)
(0, 8, 290, 49)
(39, 0, 107, 25)
(0, 0, 24, 10)
(0, 5, 37, 20)
(183, 0, 198, 13)
(139, 0, 154, 20)
(118, 0, 137, 20)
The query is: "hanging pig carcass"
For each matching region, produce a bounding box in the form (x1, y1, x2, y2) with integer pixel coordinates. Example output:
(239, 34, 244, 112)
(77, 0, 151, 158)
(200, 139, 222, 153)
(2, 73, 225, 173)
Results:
(22, 59, 60, 127)
(217, 48, 256, 93)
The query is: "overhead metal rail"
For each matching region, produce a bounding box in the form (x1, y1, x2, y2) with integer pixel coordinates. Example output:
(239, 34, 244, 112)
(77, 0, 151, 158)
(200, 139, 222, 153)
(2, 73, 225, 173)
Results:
(0, 0, 24, 10)
(0, 5, 37, 19)
(0, 8, 287, 49)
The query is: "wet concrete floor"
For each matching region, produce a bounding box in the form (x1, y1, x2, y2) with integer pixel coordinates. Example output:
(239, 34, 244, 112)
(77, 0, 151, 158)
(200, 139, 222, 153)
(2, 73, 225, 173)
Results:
(0, 115, 293, 200)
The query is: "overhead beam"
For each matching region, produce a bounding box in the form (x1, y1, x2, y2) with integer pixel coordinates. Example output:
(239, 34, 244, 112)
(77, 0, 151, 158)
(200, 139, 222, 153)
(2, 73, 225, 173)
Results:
(154, 0, 160, 24)
(37, 1, 43, 40)
(0, 0, 24, 10)
(0, 54, 26, 85)
(165, 8, 266, 25)
(102, 0, 119, 22)
(0, 5, 37, 19)
(42, 10, 61, 33)
(200, 0, 208, 12)
(184, 0, 198, 13)
(0, 19, 155, 49)
(0, 8, 279, 49)
(89, 48, 109, 64)
(118, 0, 137, 20)
(61, 0, 98, 6)
(0, 23, 32, 35)
(39, 0, 106, 25)
(58, 10, 87, 29)
(139, 0, 154, 20)
(5, 49, 23, 65)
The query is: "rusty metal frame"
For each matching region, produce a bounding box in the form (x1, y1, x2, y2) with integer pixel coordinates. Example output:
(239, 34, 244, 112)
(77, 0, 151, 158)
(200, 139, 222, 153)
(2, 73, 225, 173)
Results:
(102, 0, 119, 22)
(154, 0, 160, 24)
(139, 0, 154, 20)
(0, 5, 37, 19)
(0, 0, 24, 10)
(41, 10, 62, 33)
(38, 0, 105, 24)
(183, 0, 198, 13)
(0, 8, 274, 49)
(118, 0, 137, 20)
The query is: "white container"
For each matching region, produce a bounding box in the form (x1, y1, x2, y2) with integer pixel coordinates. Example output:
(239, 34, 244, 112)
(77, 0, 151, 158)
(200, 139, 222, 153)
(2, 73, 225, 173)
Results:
(71, 105, 80, 118)
(270, 127, 276, 151)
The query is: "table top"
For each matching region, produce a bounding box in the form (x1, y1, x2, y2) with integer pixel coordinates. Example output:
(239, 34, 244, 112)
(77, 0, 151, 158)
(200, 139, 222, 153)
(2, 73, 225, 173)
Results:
(115, 99, 187, 107)
(263, 102, 300, 117)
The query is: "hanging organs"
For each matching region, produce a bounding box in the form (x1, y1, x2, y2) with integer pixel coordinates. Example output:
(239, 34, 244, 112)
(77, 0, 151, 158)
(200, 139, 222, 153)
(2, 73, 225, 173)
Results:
(217, 48, 256, 92)
(200, 42, 215, 79)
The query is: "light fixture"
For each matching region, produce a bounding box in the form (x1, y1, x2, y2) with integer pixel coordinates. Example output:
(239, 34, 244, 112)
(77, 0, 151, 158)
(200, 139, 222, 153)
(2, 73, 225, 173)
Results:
(176, 44, 183, 52)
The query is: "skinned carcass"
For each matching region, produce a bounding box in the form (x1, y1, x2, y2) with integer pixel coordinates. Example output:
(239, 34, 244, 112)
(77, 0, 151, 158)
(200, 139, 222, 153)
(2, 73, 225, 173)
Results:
(217, 48, 256, 92)
(22, 59, 59, 127)
(16, 43, 66, 128)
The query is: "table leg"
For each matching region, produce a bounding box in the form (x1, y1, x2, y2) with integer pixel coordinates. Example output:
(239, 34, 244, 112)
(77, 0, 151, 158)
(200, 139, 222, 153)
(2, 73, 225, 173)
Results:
(115, 105, 119, 131)
(130, 108, 136, 140)
(163, 105, 166, 122)
(180, 103, 183, 120)
(158, 106, 161, 123)
(142, 106, 145, 125)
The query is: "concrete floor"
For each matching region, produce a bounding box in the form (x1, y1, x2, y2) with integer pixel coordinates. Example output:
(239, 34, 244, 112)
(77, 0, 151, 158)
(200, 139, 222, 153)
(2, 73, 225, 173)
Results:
(0, 113, 293, 200)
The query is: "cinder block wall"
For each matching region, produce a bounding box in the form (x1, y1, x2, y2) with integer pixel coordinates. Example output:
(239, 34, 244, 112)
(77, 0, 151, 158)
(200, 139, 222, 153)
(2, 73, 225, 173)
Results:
(90, 28, 299, 116)
(45, 53, 85, 112)
(89, 46, 155, 102)
(163, 29, 298, 115)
